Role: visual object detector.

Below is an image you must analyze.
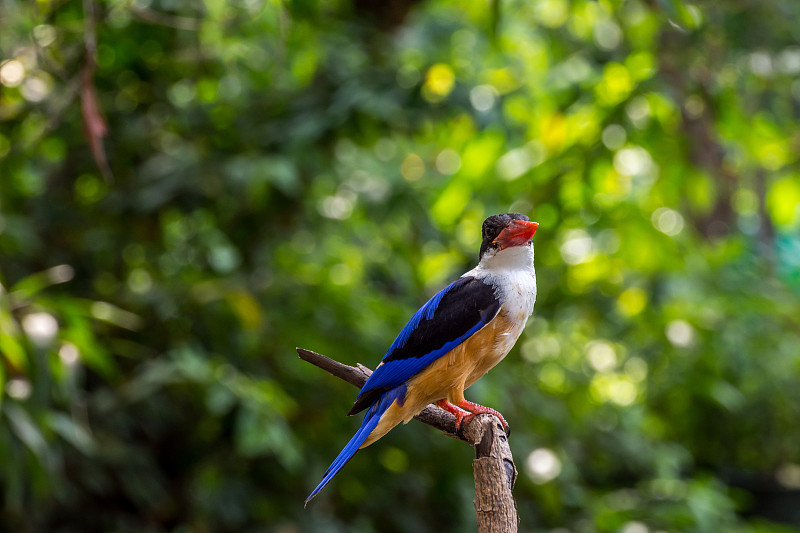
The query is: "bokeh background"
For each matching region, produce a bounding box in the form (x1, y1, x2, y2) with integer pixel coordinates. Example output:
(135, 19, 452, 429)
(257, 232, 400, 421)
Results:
(2, 0, 800, 531)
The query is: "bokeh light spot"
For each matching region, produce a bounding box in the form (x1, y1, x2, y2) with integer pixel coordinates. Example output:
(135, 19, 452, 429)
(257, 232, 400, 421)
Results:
(776, 463, 800, 489)
(128, 268, 153, 294)
(535, 0, 569, 28)
(496, 147, 533, 181)
(319, 193, 356, 219)
(423, 63, 455, 102)
(525, 448, 562, 483)
(666, 319, 694, 347)
(614, 146, 653, 177)
(470, 84, 498, 112)
(560, 230, 595, 265)
(602, 124, 626, 150)
(618, 287, 646, 316)
(59, 343, 80, 366)
(22, 312, 58, 346)
(586, 340, 617, 372)
(624, 357, 648, 382)
(435, 149, 461, 175)
(0, 59, 25, 87)
(380, 447, 409, 473)
(400, 153, 425, 181)
(621, 521, 649, 533)
(651, 207, 685, 236)
(594, 20, 622, 50)
(6, 379, 32, 400)
(33, 24, 57, 47)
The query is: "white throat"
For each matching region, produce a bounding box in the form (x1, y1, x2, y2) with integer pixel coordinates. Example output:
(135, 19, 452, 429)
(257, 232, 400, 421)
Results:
(479, 243, 535, 272)
(463, 243, 537, 314)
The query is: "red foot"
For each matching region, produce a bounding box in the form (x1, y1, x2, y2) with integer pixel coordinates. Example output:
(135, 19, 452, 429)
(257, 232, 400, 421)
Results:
(436, 400, 471, 429)
(436, 399, 509, 432)
(457, 400, 509, 431)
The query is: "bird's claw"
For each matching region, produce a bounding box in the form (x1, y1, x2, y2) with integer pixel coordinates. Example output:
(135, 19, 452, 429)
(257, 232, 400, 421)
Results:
(454, 414, 511, 440)
(455, 410, 510, 437)
(437, 399, 511, 437)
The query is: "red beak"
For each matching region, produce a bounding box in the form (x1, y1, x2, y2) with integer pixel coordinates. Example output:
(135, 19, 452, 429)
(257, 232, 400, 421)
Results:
(493, 220, 539, 250)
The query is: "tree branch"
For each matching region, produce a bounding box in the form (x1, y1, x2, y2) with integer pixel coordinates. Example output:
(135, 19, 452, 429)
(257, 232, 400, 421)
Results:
(297, 347, 519, 532)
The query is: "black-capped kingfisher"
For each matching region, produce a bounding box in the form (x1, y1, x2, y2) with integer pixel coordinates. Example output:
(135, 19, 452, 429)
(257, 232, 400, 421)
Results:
(306, 213, 538, 504)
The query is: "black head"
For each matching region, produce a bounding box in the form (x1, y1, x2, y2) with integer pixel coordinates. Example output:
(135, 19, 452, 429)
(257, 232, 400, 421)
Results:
(479, 213, 535, 259)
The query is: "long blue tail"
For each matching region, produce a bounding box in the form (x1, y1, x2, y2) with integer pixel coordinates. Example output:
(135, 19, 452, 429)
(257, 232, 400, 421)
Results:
(305, 386, 405, 505)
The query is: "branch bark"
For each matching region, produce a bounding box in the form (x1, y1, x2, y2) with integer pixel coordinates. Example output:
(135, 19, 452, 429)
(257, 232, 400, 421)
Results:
(297, 348, 519, 532)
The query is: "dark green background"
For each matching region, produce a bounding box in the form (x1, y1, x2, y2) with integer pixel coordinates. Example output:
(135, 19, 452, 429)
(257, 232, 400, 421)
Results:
(1, 0, 800, 531)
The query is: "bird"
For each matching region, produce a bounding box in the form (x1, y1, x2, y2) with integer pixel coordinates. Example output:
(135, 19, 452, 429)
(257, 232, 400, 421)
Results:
(305, 213, 538, 504)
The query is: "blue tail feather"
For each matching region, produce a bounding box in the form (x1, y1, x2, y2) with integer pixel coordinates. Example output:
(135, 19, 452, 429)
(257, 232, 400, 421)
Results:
(305, 385, 406, 505)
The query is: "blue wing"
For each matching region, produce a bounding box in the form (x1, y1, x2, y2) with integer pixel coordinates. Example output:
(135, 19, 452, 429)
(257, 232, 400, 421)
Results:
(348, 276, 500, 415)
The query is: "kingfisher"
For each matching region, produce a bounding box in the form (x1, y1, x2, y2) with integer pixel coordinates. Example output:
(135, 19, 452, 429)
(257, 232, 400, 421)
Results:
(306, 213, 538, 504)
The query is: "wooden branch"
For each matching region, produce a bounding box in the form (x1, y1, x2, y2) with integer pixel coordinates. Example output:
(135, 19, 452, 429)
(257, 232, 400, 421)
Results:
(297, 348, 519, 532)
(470, 415, 519, 532)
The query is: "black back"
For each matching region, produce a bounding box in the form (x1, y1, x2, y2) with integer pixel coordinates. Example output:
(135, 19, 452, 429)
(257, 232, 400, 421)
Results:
(479, 213, 530, 259)
(347, 276, 500, 416)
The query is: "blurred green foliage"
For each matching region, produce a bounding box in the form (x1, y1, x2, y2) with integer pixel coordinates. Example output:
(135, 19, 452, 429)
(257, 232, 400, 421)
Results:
(2, 0, 800, 531)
